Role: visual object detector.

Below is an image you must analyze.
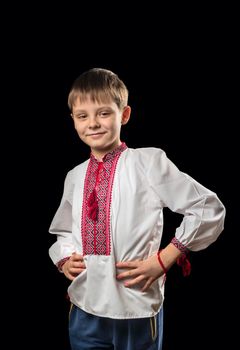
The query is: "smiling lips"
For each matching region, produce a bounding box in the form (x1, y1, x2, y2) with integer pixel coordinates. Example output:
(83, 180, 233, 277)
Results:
(87, 132, 106, 137)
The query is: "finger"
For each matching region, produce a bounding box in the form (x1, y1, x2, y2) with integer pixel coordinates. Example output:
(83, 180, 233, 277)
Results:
(116, 260, 141, 268)
(71, 254, 84, 262)
(69, 267, 84, 274)
(124, 275, 145, 287)
(72, 261, 86, 268)
(65, 273, 75, 281)
(117, 268, 140, 280)
(68, 268, 86, 279)
(141, 277, 155, 292)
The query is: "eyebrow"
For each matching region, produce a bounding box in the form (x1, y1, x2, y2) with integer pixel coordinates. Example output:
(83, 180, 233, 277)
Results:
(73, 106, 114, 113)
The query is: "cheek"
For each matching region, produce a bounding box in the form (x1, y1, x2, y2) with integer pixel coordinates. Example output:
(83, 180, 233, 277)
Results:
(74, 123, 84, 133)
(106, 120, 121, 132)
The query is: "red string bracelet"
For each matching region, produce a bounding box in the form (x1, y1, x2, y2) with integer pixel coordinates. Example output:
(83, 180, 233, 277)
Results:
(157, 250, 167, 285)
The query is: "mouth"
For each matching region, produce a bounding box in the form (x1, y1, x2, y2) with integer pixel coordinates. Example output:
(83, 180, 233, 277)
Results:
(87, 132, 105, 140)
(87, 132, 106, 137)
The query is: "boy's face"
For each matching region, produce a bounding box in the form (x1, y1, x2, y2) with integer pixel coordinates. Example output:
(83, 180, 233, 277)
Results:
(72, 96, 131, 160)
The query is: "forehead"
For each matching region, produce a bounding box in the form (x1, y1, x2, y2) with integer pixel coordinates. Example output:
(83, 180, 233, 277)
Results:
(73, 92, 113, 105)
(72, 95, 118, 111)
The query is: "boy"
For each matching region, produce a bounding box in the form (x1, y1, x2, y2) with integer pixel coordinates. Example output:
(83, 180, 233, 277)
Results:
(49, 68, 225, 350)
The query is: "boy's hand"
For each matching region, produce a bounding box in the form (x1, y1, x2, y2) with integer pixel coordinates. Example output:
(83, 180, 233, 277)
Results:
(62, 253, 86, 281)
(116, 244, 181, 291)
(116, 254, 163, 292)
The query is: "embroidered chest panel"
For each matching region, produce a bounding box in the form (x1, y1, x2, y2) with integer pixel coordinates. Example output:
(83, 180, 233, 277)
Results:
(81, 144, 127, 255)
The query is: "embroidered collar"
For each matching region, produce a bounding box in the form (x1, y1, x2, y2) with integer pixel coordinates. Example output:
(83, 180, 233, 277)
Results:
(90, 142, 127, 163)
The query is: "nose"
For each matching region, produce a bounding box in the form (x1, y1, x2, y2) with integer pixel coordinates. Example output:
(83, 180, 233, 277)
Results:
(88, 115, 100, 129)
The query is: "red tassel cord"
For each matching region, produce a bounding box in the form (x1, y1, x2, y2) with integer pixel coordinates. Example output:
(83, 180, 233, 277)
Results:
(177, 254, 191, 277)
(87, 162, 104, 222)
(88, 188, 98, 221)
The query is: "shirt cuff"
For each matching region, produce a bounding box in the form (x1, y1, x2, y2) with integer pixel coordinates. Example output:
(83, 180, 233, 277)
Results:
(171, 237, 189, 255)
(171, 237, 191, 276)
(57, 257, 71, 272)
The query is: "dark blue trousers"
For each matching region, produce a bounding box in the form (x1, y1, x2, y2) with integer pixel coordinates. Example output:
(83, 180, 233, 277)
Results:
(69, 305, 163, 350)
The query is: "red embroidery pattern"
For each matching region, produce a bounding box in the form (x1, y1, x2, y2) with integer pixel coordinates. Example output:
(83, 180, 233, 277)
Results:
(81, 143, 127, 255)
(171, 237, 188, 254)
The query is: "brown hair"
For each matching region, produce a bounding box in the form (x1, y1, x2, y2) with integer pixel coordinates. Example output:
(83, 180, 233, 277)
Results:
(68, 68, 129, 111)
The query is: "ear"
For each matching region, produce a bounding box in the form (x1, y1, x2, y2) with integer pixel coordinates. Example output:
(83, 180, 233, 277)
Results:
(121, 106, 131, 125)
(70, 113, 75, 122)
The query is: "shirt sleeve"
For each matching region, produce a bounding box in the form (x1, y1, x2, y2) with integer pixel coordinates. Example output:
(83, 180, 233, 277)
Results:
(48, 169, 76, 264)
(148, 149, 226, 251)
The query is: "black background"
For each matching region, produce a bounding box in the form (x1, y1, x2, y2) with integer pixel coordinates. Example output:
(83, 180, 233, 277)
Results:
(6, 8, 237, 349)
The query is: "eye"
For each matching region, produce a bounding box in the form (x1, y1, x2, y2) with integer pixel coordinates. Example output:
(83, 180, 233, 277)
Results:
(74, 114, 87, 119)
(99, 111, 110, 117)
